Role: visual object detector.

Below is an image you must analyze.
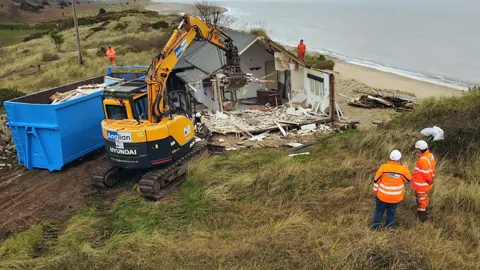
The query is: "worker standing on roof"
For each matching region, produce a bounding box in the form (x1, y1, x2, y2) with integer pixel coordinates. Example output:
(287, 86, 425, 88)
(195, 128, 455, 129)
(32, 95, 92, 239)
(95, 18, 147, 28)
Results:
(297, 39, 306, 61)
(411, 140, 436, 222)
(371, 150, 412, 230)
(106, 46, 116, 65)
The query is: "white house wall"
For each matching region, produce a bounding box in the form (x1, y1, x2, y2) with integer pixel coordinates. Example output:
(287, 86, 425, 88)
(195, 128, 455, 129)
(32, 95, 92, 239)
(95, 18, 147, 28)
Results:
(303, 69, 331, 114)
(237, 42, 274, 99)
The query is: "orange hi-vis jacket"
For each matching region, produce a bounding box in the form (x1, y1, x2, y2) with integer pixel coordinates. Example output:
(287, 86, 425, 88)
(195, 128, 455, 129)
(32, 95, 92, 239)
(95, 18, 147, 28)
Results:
(373, 161, 412, 203)
(106, 48, 116, 58)
(411, 150, 436, 192)
(297, 43, 306, 54)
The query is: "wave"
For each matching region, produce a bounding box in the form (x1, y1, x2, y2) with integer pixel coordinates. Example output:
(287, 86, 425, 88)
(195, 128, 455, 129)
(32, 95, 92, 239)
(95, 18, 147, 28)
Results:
(222, 5, 471, 91)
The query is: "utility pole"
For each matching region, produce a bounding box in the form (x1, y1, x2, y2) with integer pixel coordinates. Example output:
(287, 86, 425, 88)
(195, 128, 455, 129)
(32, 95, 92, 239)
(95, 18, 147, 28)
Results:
(71, 0, 84, 64)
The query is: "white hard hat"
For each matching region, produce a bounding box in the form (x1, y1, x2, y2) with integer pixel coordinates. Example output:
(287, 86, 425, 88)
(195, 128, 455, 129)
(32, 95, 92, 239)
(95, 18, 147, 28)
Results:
(415, 140, 428, 150)
(390, 150, 402, 161)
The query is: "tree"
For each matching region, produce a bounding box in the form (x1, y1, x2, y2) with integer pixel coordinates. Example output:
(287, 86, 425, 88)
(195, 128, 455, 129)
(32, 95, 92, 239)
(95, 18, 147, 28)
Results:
(49, 30, 64, 50)
(194, 0, 235, 28)
(98, 8, 106, 15)
(59, 0, 68, 8)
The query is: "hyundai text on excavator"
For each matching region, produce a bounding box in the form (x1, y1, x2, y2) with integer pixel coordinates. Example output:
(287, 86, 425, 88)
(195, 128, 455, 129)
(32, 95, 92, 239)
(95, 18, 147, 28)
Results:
(91, 14, 249, 200)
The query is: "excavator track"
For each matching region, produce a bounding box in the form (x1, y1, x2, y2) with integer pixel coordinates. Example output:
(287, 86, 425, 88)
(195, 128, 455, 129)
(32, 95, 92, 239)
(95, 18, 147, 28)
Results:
(138, 140, 208, 200)
(91, 156, 120, 188)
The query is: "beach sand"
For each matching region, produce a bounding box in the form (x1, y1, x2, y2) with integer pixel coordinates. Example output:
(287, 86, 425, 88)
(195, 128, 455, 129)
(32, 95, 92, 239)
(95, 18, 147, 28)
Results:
(334, 61, 461, 99)
(332, 61, 464, 128)
(147, 2, 465, 129)
(146, 2, 198, 15)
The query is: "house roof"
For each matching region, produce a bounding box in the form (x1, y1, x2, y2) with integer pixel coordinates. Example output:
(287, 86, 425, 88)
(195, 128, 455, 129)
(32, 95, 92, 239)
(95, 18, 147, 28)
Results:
(175, 69, 208, 83)
(173, 29, 257, 81)
(174, 29, 306, 83)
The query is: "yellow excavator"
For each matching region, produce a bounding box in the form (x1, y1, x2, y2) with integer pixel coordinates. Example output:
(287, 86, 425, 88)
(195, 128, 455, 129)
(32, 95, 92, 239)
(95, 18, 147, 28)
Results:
(91, 14, 248, 199)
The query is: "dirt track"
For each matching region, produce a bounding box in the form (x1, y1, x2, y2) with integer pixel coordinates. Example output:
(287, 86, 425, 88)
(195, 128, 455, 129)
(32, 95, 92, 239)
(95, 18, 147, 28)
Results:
(0, 153, 128, 240)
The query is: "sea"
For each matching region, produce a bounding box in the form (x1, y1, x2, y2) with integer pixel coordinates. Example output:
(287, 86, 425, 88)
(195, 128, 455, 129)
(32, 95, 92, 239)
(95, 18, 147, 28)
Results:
(155, 0, 480, 90)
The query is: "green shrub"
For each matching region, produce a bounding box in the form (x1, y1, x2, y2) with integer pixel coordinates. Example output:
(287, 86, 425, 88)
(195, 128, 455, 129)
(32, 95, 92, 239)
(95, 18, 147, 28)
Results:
(0, 88, 26, 107)
(20, 1, 41, 12)
(305, 54, 335, 70)
(126, 35, 170, 53)
(23, 32, 47, 42)
(150, 20, 169, 30)
(249, 28, 268, 38)
(59, 0, 68, 8)
(469, 85, 480, 93)
(40, 52, 60, 62)
(49, 30, 64, 50)
(113, 22, 129, 31)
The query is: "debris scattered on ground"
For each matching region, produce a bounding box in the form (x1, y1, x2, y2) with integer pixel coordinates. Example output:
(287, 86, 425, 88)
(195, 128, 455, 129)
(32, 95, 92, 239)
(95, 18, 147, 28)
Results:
(0, 115, 18, 170)
(285, 142, 314, 152)
(286, 143, 304, 148)
(288, 152, 310, 157)
(202, 103, 355, 151)
(421, 126, 444, 141)
(347, 90, 417, 111)
(202, 105, 329, 135)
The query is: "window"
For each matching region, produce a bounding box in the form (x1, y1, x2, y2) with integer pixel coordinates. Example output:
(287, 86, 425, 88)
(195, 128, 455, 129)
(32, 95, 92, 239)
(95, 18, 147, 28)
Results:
(106, 105, 127, 120)
(307, 73, 325, 98)
(134, 95, 148, 120)
(202, 79, 211, 96)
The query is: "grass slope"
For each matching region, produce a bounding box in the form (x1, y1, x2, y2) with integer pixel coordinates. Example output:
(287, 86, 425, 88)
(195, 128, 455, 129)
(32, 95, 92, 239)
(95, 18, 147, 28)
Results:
(1, 90, 480, 269)
(0, 12, 179, 93)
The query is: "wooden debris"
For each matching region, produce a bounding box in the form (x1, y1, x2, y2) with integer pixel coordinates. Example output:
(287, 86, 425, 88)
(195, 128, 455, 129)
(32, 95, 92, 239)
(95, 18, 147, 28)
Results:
(274, 121, 287, 137)
(348, 91, 416, 111)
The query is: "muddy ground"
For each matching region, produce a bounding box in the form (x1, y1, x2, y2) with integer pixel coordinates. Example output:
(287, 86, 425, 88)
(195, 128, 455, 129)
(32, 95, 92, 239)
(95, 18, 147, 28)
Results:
(0, 152, 132, 240)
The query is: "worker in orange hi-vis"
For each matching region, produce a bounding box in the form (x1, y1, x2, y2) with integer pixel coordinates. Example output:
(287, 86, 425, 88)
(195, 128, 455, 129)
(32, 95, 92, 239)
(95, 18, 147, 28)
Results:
(106, 46, 116, 65)
(297, 39, 306, 61)
(411, 140, 436, 222)
(371, 150, 412, 230)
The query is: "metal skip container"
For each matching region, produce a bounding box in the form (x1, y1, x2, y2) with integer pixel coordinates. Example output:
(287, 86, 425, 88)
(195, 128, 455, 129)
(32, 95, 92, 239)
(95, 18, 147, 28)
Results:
(4, 66, 149, 171)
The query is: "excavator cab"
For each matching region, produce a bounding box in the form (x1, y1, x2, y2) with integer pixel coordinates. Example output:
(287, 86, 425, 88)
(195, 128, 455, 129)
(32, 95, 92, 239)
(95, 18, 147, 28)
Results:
(102, 78, 149, 121)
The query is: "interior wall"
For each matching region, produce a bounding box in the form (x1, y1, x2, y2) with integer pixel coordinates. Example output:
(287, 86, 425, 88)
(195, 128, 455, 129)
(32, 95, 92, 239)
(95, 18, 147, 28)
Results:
(290, 64, 306, 94)
(188, 80, 219, 112)
(237, 42, 274, 99)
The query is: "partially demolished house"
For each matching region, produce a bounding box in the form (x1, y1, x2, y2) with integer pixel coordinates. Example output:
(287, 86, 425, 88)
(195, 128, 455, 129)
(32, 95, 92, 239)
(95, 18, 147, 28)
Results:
(169, 29, 335, 115)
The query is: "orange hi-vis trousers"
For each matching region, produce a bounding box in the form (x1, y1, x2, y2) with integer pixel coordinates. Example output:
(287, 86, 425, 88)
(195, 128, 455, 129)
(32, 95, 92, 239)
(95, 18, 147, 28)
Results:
(416, 191, 429, 211)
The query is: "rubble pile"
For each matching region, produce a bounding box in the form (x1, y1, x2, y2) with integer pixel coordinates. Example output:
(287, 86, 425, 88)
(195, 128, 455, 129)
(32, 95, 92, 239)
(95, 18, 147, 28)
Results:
(348, 90, 417, 111)
(202, 105, 330, 134)
(0, 115, 17, 170)
(201, 105, 339, 150)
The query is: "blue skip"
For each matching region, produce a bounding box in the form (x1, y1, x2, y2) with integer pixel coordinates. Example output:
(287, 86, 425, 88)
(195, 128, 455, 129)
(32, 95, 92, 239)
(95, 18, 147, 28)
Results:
(4, 66, 149, 171)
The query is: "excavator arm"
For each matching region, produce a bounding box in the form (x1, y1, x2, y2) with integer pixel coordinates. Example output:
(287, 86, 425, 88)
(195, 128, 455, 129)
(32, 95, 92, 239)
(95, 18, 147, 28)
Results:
(146, 14, 246, 123)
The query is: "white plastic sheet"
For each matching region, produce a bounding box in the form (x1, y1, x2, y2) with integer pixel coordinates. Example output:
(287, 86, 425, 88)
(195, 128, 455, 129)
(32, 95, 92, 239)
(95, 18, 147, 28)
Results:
(421, 126, 444, 141)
